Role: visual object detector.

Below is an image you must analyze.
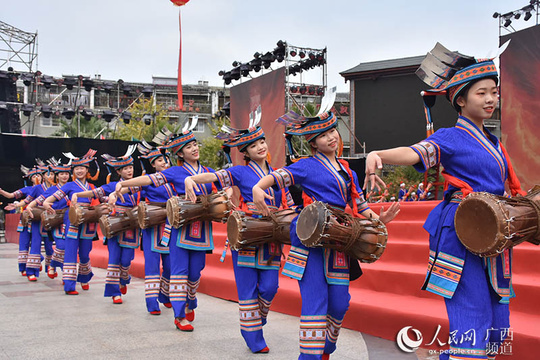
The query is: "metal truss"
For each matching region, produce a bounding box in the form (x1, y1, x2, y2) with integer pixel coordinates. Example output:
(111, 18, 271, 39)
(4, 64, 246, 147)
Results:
(0, 21, 38, 72)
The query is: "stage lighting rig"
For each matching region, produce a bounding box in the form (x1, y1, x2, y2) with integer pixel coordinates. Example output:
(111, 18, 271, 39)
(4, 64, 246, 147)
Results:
(249, 57, 262, 72)
(20, 73, 33, 87)
(240, 63, 252, 77)
(493, 2, 539, 32)
(231, 67, 241, 81)
(102, 81, 114, 94)
(63, 77, 77, 90)
(82, 79, 94, 92)
(81, 109, 94, 121)
(120, 111, 132, 124)
(261, 52, 275, 69)
(41, 105, 53, 118)
(40, 75, 54, 89)
(122, 84, 132, 96)
(62, 107, 75, 120)
(142, 113, 153, 125)
(102, 110, 116, 123)
(142, 86, 154, 98)
(21, 104, 34, 116)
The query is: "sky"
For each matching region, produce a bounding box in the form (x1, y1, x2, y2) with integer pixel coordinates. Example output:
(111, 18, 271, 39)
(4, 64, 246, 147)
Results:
(1, 0, 537, 92)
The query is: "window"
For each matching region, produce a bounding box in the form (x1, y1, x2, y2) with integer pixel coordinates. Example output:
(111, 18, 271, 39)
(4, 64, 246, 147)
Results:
(192, 119, 205, 133)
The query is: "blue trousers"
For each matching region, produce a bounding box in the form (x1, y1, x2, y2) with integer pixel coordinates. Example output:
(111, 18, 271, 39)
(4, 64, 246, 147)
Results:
(232, 250, 279, 353)
(63, 230, 93, 292)
(298, 247, 350, 360)
(142, 228, 171, 312)
(169, 240, 206, 319)
(104, 237, 135, 297)
(50, 230, 65, 270)
(43, 235, 54, 271)
(440, 252, 510, 360)
(25, 222, 44, 277)
(18, 228, 31, 272)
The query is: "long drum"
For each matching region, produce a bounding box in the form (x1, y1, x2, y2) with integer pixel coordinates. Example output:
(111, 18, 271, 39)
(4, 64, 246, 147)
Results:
(138, 202, 167, 229)
(99, 207, 139, 238)
(166, 191, 232, 228)
(226, 209, 297, 250)
(21, 207, 45, 226)
(454, 185, 540, 257)
(41, 209, 67, 231)
(296, 201, 388, 263)
(68, 203, 109, 226)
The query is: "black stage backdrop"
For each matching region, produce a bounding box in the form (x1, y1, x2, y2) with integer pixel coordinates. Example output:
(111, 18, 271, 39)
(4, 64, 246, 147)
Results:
(0, 134, 142, 192)
(352, 73, 457, 153)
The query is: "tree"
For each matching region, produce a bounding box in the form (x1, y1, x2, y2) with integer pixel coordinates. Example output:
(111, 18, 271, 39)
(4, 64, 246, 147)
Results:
(51, 116, 110, 138)
(198, 115, 230, 170)
(114, 97, 176, 141)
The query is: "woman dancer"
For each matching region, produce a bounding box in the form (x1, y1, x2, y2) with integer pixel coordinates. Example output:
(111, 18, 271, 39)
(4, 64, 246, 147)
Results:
(1, 165, 46, 278)
(25, 158, 71, 278)
(42, 149, 100, 295)
(115, 119, 220, 331)
(185, 118, 294, 353)
(72, 145, 139, 304)
(365, 44, 522, 359)
(253, 110, 399, 359)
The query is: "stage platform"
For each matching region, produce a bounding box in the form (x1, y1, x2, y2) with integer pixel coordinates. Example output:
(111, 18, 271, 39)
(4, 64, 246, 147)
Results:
(4, 201, 539, 358)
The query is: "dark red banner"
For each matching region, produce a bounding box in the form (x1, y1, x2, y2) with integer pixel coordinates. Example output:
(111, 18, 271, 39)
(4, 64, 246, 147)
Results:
(230, 68, 286, 168)
(500, 25, 540, 191)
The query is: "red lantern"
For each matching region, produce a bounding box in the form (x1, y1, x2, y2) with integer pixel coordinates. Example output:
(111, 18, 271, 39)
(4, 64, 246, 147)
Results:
(170, 0, 190, 6)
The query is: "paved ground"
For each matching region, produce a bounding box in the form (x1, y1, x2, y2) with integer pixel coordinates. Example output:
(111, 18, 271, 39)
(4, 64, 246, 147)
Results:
(0, 242, 436, 360)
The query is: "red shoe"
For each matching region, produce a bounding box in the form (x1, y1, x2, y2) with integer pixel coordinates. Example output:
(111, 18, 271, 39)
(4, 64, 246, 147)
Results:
(47, 270, 57, 279)
(113, 296, 123, 304)
(21, 271, 27, 277)
(174, 317, 194, 332)
(120, 285, 127, 295)
(185, 308, 195, 322)
(40, 264, 43, 272)
(322, 353, 330, 360)
(163, 302, 172, 308)
(65, 290, 79, 295)
(256, 346, 270, 354)
(81, 283, 90, 291)
(150, 310, 161, 315)
(28, 275, 37, 282)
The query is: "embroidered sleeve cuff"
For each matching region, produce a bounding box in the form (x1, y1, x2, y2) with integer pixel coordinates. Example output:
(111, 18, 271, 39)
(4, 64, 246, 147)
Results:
(36, 195, 46, 206)
(148, 172, 166, 187)
(410, 141, 440, 172)
(52, 189, 66, 201)
(91, 187, 105, 199)
(214, 169, 233, 188)
(14, 190, 23, 199)
(23, 196, 34, 205)
(271, 168, 294, 189)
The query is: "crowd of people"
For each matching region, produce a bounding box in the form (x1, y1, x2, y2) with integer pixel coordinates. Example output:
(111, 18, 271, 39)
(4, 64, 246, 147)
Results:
(0, 42, 527, 360)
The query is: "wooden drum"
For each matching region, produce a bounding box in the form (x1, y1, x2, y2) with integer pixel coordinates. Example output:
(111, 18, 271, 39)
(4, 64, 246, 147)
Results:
(296, 201, 388, 263)
(99, 206, 139, 238)
(166, 191, 232, 228)
(226, 209, 297, 250)
(454, 185, 540, 257)
(68, 203, 109, 226)
(21, 207, 44, 226)
(41, 209, 67, 231)
(137, 202, 167, 229)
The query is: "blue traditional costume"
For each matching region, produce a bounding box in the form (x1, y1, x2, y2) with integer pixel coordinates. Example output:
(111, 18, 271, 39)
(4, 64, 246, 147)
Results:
(271, 111, 370, 359)
(34, 159, 71, 274)
(90, 145, 140, 301)
(214, 123, 295, 353)
(411, 44, 526, 359)
(52, 149, 100, 294)
(147, 124, 217, 327)
(137, 141, 173, 313)
(11, 166, 47, 275)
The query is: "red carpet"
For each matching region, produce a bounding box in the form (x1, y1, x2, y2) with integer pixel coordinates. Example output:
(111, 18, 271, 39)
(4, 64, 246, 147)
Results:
(5, 204, 539, 358)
